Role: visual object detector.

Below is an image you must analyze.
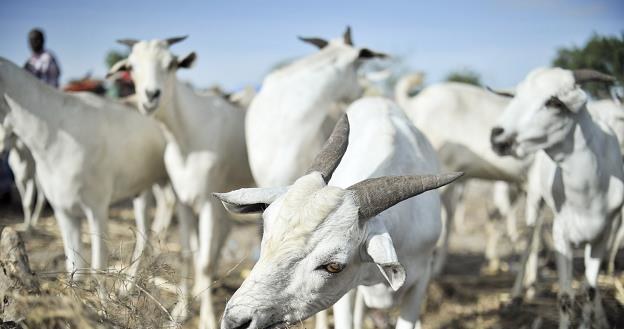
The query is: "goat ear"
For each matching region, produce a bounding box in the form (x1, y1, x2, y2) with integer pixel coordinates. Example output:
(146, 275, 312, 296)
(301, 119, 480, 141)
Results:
(364, 232, 406, 291)
(213, 186, 287, 214)
(177, 52, 197, 69)
(106, 59, 130, 78)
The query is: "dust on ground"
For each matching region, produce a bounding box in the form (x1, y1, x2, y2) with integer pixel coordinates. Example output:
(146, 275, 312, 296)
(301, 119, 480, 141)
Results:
(1, 180, 623, 329)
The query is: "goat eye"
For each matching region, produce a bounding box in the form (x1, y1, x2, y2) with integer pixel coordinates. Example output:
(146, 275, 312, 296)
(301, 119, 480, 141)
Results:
(322, 262, 345, 274)
(545, 96, 566, 110)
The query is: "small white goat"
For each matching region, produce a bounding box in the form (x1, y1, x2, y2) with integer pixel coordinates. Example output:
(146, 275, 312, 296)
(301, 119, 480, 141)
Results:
(216, 97, 461, 329)
(108, 36, 254, 328)
(511, 98, 624, 300)
(491, 68, 623, 329)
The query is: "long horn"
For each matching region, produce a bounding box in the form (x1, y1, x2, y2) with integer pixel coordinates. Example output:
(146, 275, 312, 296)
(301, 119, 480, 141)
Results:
(343, 26, 353, 46)
(349, 172, 463, 219)
(305, 114, 350, 183)
(165, 35, 188, 46)
(117, 39, 139, 47)
(298, 36, 328, 49)
(573, 69, 616, 84)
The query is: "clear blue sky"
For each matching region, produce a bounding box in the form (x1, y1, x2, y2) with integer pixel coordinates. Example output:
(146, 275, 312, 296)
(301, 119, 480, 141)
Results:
(1, 0, 622, 90)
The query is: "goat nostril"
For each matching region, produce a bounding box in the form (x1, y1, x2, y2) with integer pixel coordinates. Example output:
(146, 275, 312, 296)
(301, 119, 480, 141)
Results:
(146, 89, 161, 101)
(491, 127, 504, 138)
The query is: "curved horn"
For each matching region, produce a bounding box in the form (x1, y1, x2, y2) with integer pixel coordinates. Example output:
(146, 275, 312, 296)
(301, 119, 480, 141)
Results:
(117, 39, 139, 47)
(573, 69, 616, 84)
(305, 114, 350, 183)
(349, 172, 463, 219)
(343, 26, 353, 46)
(486, 86, 515, 98)
(298, 36, 329, 49)
(165, 35, 188, 46)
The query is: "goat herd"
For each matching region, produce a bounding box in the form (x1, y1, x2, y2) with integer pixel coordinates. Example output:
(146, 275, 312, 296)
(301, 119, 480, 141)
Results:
(0, 27, 623, 329)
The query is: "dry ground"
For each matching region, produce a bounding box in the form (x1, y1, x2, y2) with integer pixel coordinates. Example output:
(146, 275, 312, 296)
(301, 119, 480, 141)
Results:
(1, 180, 623, 329)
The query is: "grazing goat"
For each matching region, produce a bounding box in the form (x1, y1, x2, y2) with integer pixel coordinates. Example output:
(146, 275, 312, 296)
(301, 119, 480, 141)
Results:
(491, 68, 623, 329)
(108, 36, 254, 328)
(216, 98, 462, 329)
(0, 57, 168, 292)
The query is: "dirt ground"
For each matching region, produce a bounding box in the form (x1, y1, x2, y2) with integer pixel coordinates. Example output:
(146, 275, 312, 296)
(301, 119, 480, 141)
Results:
(1, 180, 623, 329)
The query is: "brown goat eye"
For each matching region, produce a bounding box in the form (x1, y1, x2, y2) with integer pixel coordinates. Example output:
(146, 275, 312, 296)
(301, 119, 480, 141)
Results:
(323, 262, 344, 273)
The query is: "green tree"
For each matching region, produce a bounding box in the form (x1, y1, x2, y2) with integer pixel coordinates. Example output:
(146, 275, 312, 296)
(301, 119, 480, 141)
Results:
(552, 32, 624, 99)
(445, 68, 482, 86)
(105, 50, 128, 69)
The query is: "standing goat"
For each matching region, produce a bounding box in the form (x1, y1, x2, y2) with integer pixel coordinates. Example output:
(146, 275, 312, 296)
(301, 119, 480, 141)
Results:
(508, 97, 624, 300)
(491, 68, 623, 329)
(0, 57, 168, 292)
(108, 36, 254, 329)
(217, 98, 461, 329)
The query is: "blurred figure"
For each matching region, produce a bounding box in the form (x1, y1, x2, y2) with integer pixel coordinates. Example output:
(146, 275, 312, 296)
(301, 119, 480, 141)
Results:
(24, 28, 61, 88)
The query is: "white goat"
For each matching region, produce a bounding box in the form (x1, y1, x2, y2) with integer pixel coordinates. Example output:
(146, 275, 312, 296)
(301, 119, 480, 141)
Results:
(0, 58, 168, 290)
(512, 98, 624, 300)
(216, 97, 462, 329)
(0, 130, 46, 228)
(395, 78, 533, 274)
(246, 27, 386, 188)
(491, 68, 623, 329)
(108, 36, 254, 328)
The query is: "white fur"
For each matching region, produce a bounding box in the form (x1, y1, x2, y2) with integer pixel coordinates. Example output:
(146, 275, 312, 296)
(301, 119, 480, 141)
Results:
(261, 173, 346, 260)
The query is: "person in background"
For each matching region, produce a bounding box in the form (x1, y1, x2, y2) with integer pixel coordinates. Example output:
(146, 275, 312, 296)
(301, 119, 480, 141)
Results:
(23, 28, 61, 88)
